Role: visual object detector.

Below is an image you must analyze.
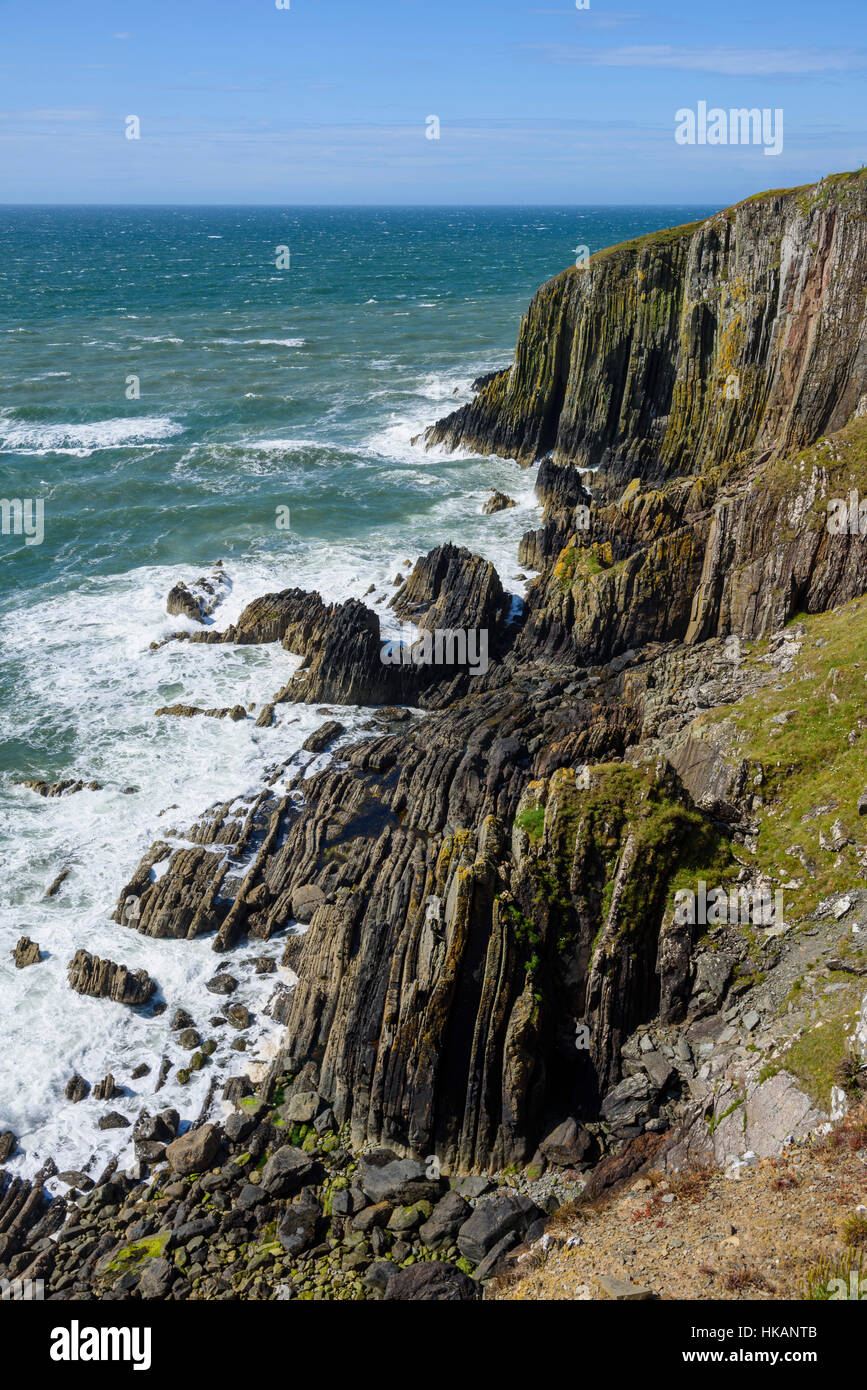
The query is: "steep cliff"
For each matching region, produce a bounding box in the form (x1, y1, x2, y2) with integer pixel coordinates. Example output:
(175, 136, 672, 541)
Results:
(426, 171, 867, 491)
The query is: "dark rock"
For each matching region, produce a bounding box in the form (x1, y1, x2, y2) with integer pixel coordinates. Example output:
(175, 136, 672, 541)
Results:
(277, 1195, 322, 1255)
(205, 974, 237, 996)
(456, 1193, 542, 1265)
(260, 1146, 319, 1197)
(0, 1131, 18, 1162)
(138, 1256, 174, 1299)
(302, 720, 346, 754)
(418, 1190, 471, 1249)
(472, 1229, 520, 1282)
(98, 1112, 130, 1131)
(539, 1118, 593, 1168)
(600, 1073, 658, 1131)
(384, 1261, 480, 1301)
(357, 1152, 442, 1206)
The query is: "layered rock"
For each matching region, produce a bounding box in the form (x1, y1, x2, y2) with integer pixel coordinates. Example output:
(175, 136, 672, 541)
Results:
(426, 171, 867, 490)
(67, 950, 156, 1006)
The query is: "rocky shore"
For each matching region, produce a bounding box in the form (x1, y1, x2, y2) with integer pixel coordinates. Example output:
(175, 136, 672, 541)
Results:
(3, 170, 867, 1301)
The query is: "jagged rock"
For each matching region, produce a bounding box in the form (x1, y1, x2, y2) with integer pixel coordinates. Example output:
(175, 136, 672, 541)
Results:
(858, 788, 867, 815)
(418, 1190, 472, 1249)
(600, 1074, 658, 1132)
(11, 936, 41, 968)
(689, 951, 736, 1018)
(384, 1261, 480, 1301)
(67, 950, 156, 1006)
(165, 1123, 222, 1176)
(390, 542, 506, 639)
(277, 1194, 322, 1255)
(0, 1131, 17, 1163)
(65, 1075, 90, 1103)
(302, 720, 346, 754)
(97, 1112, 129, 1130)
(166, 582, 202, 622)
(357, 1153, 442, 1206)
(260, 1146, 319, 1197)
(456, 1193, 542, 1264)
(539, 1118, 593, 1168)
(482, 490, 517, 515)
(17, 778, 102, 797)
(93, 1073, 121, 1101)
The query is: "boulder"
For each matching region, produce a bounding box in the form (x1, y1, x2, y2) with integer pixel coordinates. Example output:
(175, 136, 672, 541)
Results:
(456, 1193, 542, 1265)
(277, 1195, 322, 1256)
(260, 1146, 320, 1197)
(357, 1151, 442, 1206)
(384, 1261, 480, 1301)
(165, 1123, 222, 1177)
(600, 1073, 658, 1131)
(281, 1090, 321, 1124)
(539, 1118, 593, 1168)
(418, 1189, 471, 1249)
(138, 1256, 175, 1299)
(0, 1131, 17, 1163)
(290, 884, 326, 924)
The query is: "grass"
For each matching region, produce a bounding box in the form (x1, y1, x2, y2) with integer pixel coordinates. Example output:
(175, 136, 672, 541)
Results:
(776, 1015, 859, 1110)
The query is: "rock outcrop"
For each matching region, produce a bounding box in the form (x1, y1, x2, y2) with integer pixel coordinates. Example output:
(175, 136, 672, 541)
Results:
(67, 950, 156, 1006)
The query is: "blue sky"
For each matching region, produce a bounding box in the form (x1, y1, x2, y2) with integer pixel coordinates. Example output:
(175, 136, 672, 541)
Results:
(0, 0, 863, 204)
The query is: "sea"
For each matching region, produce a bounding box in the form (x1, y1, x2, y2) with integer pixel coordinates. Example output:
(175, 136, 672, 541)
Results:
(0, 204, 713, 1184)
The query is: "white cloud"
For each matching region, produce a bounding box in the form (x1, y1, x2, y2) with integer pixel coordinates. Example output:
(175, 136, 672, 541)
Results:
(525, 44, 867, 75)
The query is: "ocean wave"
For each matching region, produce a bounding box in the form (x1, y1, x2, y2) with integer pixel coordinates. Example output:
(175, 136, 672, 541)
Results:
(0, 415, 184, 457)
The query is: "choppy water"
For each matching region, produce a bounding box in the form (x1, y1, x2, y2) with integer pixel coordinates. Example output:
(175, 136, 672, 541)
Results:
(0, 204, 712, 1183)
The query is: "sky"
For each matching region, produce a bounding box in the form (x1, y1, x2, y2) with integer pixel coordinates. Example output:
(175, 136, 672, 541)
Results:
(0, 0, 864, 205)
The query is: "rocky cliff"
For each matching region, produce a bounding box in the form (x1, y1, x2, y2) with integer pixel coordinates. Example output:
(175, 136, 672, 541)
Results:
(7, 172, 867, 1302)
(426, 170, 867, 491)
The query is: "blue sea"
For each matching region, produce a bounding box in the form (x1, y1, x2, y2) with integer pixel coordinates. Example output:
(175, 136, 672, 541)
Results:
(0, 205, 712, 1179)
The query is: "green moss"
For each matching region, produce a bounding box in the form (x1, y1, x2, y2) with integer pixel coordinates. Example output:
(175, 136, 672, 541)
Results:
(516, 806, 545, 840)
(102, 1227, 172, 1279)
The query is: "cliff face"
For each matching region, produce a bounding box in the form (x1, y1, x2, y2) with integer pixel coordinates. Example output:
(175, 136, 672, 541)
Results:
(426, 172, 867, 490)
(83, 174, 867, 1179)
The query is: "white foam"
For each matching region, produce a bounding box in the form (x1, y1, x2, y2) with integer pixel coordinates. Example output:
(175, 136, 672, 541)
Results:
(0, 415, 184, 457)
